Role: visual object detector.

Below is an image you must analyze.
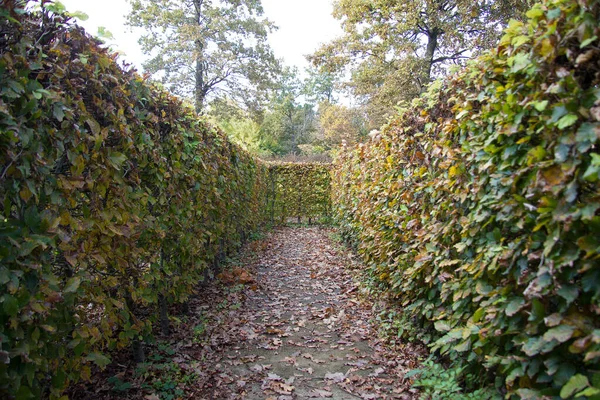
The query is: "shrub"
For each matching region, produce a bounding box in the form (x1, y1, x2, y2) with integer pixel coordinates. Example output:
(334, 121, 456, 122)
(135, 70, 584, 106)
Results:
(0, 5, 269, 398)
(333, 0, 600, 397)
(268, 162, 331, 223)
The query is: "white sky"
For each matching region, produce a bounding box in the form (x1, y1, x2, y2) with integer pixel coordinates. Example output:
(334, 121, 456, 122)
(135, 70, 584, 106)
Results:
(59, 0, 343, 75)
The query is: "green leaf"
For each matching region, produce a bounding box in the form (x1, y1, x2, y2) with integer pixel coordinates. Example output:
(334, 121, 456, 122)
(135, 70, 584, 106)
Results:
(581, 36, 598, 49)
(63, 277, 81, 294)
(108, 152, 128, 169)
(2, 294, 19, 317)
(510, 53, 531, 72)
(557, 285, 579, 305)
(86, 118, 100, 135)
(561, 374, 590, 399)
(15, 385, 35, 400)
(86, 352, 111, 368)
(532, 100, 549, 112)
(576, 387, 600, 398)
(505, 298, 525, 316)
(544, 325, 576, 344)
(517, 388, 543, 400)
(576, 123, 599, 144)
(53, 104, 65, 122)
(525, 7, 544, 19)
(67, 11, 89, 21)
(40, 325, 56, 333)
(473, 308, 485, 323)
(434, 320, 451, 332)
(557, 114, 578, 129)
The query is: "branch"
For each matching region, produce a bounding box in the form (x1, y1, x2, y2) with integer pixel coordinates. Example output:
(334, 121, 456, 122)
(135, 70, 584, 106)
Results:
(432, 49, 468, 64)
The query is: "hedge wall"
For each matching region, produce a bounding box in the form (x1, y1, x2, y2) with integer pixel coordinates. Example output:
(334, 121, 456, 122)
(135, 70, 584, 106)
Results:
(267, 162, 331, 224)
(333, 0, 600, 397)
(0, 6, 270, 399)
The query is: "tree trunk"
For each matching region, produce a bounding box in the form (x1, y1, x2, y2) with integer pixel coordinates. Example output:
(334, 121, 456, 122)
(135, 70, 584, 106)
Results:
(124, 293, 145, 363)
(422, 29, 439, 90)
(194, 0, 206, 113)
(158, 293, 170, 336)
(195, 43, 206, 113)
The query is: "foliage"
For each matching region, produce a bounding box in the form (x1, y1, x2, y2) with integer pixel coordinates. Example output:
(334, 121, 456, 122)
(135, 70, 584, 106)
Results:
(126, 0, 279, 113)
(332, 0, 600, 397)
(259, 67, 319, 155)
(215, 115, 266, 156)
(407, 360, 501, 400)
(0, 4, 272, 398)
(268, 163, 331, 223)
(318, 101, 368, 147)
(310, 0, 531, 126)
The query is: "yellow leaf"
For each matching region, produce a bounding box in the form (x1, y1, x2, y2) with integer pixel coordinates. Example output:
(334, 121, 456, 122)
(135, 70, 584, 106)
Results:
(19, 187, 32, 202)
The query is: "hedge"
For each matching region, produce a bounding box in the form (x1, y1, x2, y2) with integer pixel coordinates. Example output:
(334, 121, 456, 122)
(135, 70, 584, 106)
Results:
(267, 162, 331, 224)
(333, 0, 600, 397)
(0, 5, 271, 399)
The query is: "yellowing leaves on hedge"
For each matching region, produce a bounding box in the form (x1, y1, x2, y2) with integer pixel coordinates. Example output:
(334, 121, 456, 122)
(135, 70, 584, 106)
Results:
(332, 0, 600, 397)
(0, 5, 330, 399)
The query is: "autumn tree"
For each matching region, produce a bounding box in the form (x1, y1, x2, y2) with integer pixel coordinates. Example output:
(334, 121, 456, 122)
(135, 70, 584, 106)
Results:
(127, 0, 280, 113)
(310, 0, 531, 125)
(318, 102, 367, 147)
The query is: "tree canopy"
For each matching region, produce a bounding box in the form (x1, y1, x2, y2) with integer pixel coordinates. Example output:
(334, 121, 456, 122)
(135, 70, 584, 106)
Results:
(310, 0, 531, 126)
(127, 0, 280, 113)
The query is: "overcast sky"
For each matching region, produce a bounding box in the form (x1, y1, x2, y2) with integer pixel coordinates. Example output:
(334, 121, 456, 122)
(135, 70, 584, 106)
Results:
(59, 0, 343, 75)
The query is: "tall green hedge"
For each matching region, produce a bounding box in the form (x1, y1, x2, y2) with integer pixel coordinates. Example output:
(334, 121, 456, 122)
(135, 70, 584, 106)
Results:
(267, 162, 331, 223)
(333, 0, 600, 397)
(0, 6, 270, 399)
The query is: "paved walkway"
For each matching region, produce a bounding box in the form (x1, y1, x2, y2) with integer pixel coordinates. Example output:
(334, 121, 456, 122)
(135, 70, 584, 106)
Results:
(191, 227, 422, 399)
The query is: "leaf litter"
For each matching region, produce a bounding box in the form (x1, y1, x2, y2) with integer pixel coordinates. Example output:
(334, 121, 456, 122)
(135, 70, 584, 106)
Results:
(70, 226, 424, 399)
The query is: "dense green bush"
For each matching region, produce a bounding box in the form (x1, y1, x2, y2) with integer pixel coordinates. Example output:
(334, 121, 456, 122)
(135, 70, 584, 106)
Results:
(333, 0, 600, 397)
(0, 5, 270, 399)
(268, 162, 331, 223)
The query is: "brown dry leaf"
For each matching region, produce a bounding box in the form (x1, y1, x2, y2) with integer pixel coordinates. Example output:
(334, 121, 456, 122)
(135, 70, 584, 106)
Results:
(283, 356, 297, 365)
(324, 372, 346, 382)
(266, 327, 285, 335)
(273, 382, 295, 394)
(309, 388, 334, 398)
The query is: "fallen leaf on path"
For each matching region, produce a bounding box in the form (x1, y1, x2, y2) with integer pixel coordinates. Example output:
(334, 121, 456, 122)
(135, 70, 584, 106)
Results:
(309, 388, 333, 397)
(324, 372, 346, 382)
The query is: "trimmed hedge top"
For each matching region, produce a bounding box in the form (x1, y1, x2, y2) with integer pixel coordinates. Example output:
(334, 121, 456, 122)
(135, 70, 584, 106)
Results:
(333, 0, 600, 397)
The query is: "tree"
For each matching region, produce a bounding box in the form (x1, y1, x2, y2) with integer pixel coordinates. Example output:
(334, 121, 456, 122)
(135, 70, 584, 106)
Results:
(259, 67, 318, 155)
(127, 0, 280, 113)
(318, 101, 367, 147)
(310, 0, 531, 125)
(302, 67, 339, 104)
